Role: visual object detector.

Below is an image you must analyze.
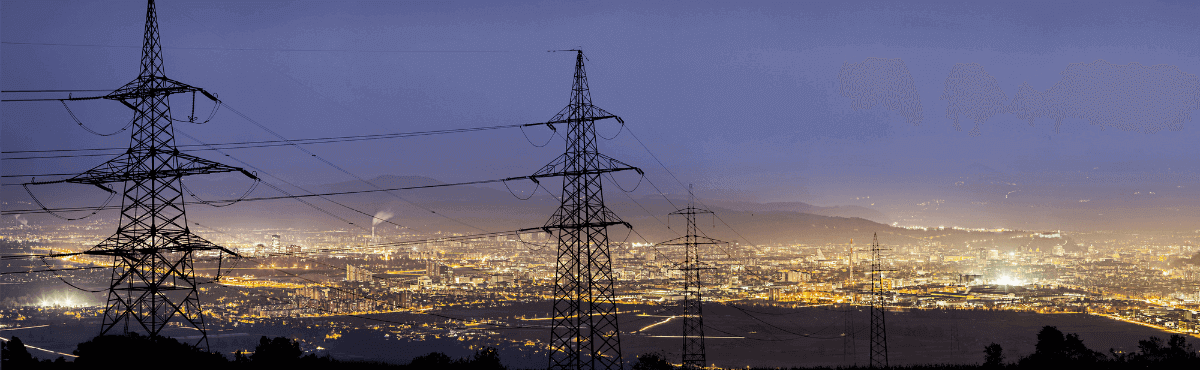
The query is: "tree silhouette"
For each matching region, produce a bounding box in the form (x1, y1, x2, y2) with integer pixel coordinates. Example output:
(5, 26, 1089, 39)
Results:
(1112, 334, 1200, 367)
(2, 337, 37, 368)
(983, 342, 1004, 367)
(73, 333, 225, 369)
(1020, 326, 1105, 366)
(251, 336, 303, 365)
(409, 352, 453, 368)
(631, 352, 674, 370)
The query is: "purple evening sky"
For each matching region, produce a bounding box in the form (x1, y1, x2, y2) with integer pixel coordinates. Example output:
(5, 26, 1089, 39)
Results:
(4, 0, 1200, 232)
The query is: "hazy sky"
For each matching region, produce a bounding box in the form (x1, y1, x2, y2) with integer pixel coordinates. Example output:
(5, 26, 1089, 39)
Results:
(5, 0, 1200, 232)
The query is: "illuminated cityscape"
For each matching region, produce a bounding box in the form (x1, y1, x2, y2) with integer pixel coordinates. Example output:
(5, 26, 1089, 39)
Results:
(2, 219, 1198, 367)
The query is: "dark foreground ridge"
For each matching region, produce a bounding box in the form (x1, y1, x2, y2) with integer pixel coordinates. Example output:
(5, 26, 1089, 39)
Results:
(2, 326, 1198, 369)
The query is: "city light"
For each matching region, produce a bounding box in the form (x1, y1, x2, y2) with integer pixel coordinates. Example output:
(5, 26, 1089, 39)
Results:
(994, 275, 1024, 286)
(33, 291, 92, 308)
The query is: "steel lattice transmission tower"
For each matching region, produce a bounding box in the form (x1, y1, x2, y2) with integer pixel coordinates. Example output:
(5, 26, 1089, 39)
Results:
(658, 187, 720, 369)
(843, 239, 858, 365)
(868, 233, 890, 368)
(27, 0, 255, 348)
(533, 50, 640, 370)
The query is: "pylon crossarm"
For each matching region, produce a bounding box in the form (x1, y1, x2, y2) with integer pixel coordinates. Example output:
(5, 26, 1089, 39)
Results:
(529, 153, 642, 179)
(25, 151, 255, 188)
(530, 166, 641, 180)
(542, 114, 623, 131)
(106, 76, 218, 102)
(56, 77, 217, 106)
(542, 220, 629, 230)
(546, 102, 620, 123)
(171, 151, 257, 179)
(84, 231, 238, 257)
(545, 114, 621, 125)
(656, 235, 727, 246)
(669, 207, 713, 216)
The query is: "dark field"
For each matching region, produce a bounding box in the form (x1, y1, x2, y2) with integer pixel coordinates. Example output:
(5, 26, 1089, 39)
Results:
(10, 300, 1182, 368)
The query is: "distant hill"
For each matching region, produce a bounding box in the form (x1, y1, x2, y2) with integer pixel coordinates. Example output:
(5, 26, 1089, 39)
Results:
(4, 174, 1024, 246)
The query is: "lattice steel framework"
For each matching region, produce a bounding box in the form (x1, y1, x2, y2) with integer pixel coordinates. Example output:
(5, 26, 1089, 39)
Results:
(843, 300, 857, 365)
(27, 0, 254, 349)
(533, 50, 640, 370)
(655, 187, 720, 369)
(868, 233, 889, 368)
(844, 239, 858, 365)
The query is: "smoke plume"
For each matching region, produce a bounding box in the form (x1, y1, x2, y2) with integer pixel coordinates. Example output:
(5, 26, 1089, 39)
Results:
(372, 210, 394, 226)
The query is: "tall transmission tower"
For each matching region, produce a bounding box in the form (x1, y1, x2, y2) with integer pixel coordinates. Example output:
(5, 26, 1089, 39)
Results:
(533, 50, 641, 370)
(659, 186, 719, 369)
(868, 233, 890, 368)
(25, 0, 255, 348)
(843, 239, 858, 365)
(843, 299, 857, 365)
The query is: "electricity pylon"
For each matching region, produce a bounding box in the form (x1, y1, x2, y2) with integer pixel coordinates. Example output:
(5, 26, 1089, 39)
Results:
(844, 239, 858, 365)
(533, 50, 640, 370)
(868, 233, 890, 368)
(843, 300, 857, 365)
(659, 186, 720, 369)
(26, 0, 255, 349)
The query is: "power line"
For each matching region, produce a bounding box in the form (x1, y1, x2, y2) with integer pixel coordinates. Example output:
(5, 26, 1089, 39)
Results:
(725, 305, 842, 339)
(1, 89, 113, 92)
(2, 172, 84, 179)
(291, 228, 543, 255)
(171, 128, 401, 232)
(220, 102, 503, 236)
(4, 175, 544, 215)
(0, 121, 554, 159)
(1, 41, 532, 53)
(0, 266, 105, 275)
(624, 126, 768, 266)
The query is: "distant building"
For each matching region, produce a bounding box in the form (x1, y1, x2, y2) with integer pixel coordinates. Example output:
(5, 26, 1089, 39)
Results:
(783, 270, 811, 282)
(768, 287, 784, 301)
(426, 261, 446, 277)
(346, 264, 375, 282)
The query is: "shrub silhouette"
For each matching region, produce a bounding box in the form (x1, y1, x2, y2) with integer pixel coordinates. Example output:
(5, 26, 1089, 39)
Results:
(982, 342, 1003, 367)
(251, 336, 304, 364)
(1018, 326, 1105, 367)
(2, 336, 37, 368)
(73, 333, 225, 370)
(632, 352, 674, 370)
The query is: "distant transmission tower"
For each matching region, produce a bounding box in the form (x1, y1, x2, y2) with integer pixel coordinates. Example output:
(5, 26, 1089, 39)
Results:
(843, 239, 858, 366)
(25, 0, 255, 348)
(660, 186, 720, 369)
(843, 300, 857, 365)
(534, 50, 641, 370)
(868, 233, 890, 368)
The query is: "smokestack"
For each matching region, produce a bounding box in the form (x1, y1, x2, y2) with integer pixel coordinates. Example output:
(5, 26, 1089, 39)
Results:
(371, 211, 394, 247)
